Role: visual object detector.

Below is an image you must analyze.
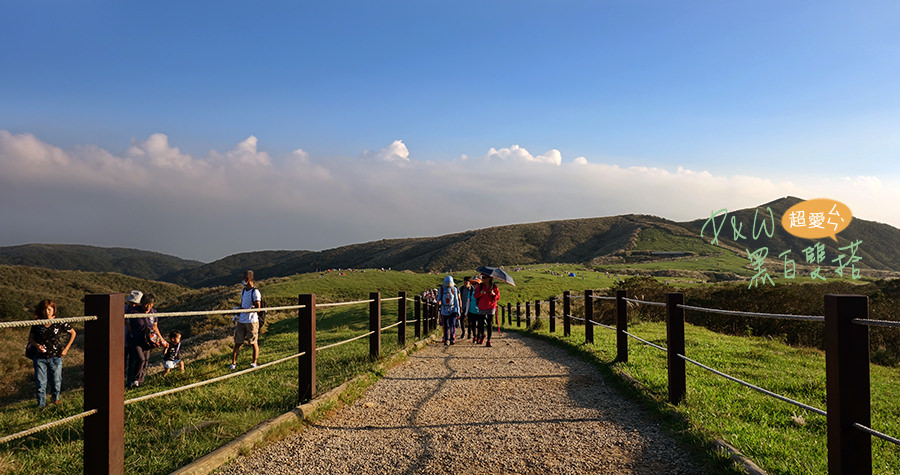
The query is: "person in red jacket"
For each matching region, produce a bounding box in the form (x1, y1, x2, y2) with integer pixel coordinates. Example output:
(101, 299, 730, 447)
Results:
(474, 274, 500, 347)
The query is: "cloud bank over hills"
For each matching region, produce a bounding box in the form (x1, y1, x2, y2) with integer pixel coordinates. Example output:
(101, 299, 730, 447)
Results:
(0, 130, 895, 262)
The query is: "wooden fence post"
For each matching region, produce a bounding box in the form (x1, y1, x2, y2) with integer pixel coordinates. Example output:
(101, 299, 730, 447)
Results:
(370, 292, 381, 359)
(549, 297, 556, 333)
(584, 289, 594, 344)
(563, 291, 571, 337)
(414, 296, 422, 339)
(525, 301, 531, 327)
(83, 293, 125, 475)
(666, 292, 686, 405)
(507, 303, 511, 327)
(398, 291, 407, 346)
(616, 289, 628, 363)
(516, 302, 522, 327)
(298, 294, 316, 402)
(534, 300, 541, 328)
(825, 294, 871, 475)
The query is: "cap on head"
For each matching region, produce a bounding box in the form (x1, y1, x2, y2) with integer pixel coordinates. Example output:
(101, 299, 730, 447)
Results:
(126, 290, 143, 305)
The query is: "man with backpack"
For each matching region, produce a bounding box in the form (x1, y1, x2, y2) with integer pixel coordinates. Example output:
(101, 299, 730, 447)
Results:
(438, 276, 461, 346)
(231, 270, 262, 370)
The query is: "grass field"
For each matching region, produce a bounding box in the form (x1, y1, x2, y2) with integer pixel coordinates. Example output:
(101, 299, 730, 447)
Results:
(518, 318, 900, 475)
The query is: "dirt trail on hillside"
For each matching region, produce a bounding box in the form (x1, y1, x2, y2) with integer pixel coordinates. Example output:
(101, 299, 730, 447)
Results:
(216, 332, 708, 474)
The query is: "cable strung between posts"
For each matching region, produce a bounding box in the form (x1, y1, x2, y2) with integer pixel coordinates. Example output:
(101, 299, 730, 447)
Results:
(0, 315, 98, 329)
(568, 315, 586, 322)
(318, 299, 375, 308)
(622, 297, 666, 308)
(381, 321, 403, 331)
(589, 320, 617, 331)
(677, 304, 824, 323)
(124, 351, 307, 406)
(591, 296, 617, 301)
(317, 331, 376, 352)
(677, 353, 827, 416)
(0, 409, 98, 444)
(147, 305, 306, 319)
(380, 297, 402, 302)
(853, 423, 900, 446)
(853, 318, 900, 329)
(623, 330, 668, 352)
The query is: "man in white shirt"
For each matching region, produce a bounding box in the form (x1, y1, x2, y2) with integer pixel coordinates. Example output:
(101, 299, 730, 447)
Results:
(230, 270, 261, 370)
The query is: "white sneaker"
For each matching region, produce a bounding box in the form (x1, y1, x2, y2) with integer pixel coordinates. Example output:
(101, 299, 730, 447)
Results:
(229, 364, 236, 370)
(250, 363, 258, 368)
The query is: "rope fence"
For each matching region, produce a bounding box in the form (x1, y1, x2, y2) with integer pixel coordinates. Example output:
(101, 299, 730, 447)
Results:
(589, 320, 616, 331)
(125, 351, 307, 406)
(512, 291, 896, 473)
(0, 315, 98, 329)
(853, 423, 900, 447)
(622, 297, 666, 308)
(316, 330, 376, 352)
(146, 304, 306, 319)
(853, 318, 900, 329)
(2, 289, 432, 457)
(318, 299, 376, 308)
(623, 330, 668, 352)
(0, 409, 99, 444)
(677, 353, 827, 416)
(678, 304, 825, 323)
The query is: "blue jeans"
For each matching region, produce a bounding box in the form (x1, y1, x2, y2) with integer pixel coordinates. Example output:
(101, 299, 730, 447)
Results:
(442, 313, 458, 342)
(34, 356, 63, 407)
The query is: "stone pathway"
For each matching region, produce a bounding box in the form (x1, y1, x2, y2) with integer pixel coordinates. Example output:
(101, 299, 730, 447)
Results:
(216, 332, 708, 474)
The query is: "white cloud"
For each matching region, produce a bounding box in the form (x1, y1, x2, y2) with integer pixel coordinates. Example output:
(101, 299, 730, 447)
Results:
(364, 140, 410, 163)
(1, 129, 898, 261)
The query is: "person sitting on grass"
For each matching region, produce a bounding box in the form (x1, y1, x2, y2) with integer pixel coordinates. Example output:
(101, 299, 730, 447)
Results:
(162, 330, 185, 376)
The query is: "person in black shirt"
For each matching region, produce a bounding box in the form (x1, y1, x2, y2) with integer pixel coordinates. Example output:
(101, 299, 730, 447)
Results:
(28, 300, 76, 407)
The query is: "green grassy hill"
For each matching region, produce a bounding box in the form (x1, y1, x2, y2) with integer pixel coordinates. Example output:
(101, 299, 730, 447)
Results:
(5, 197, 900, 289)
(0, 244, 203, 281)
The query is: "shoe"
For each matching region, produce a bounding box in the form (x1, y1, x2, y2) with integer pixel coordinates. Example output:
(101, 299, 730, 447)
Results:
(229, 364, 236, 370)
(450, 340, 455, 345)
(250, 363, 258, 368)
(485, 341, 492, 347)
(444, 340, 448, 346)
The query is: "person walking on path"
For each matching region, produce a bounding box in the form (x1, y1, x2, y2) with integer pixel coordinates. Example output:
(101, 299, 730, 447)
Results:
(438, 276, 461, 345)
(474, 274, 500, 347)
(27, 299, 76, 407)
(467, 277, 482, 341)
(231, 270, 261, 370)
(458, 276, 475, 340)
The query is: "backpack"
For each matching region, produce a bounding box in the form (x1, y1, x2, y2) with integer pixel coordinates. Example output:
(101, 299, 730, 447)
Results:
(439, 286, 459, 314)
(243, 287, 267, 326)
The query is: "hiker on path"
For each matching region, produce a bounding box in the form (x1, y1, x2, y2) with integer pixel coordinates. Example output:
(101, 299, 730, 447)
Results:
(467, 277, 482, 341)
(438, 276, 461, 345)
(458, 276, 475, 339)
(27, 299, 76, 407)
(474, 274, 500, 347)
(231, 270, 261, 370)
(127, 293, 167, 388)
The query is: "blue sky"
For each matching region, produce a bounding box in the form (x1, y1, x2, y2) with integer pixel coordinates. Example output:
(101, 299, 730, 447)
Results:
(2, 1, 899, 261)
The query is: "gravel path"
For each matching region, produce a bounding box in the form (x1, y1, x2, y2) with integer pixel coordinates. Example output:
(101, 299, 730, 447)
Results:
(216, 332, 708, 474)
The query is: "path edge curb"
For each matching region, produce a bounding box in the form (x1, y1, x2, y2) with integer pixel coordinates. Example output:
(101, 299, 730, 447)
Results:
(170, 334, 438, 475)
